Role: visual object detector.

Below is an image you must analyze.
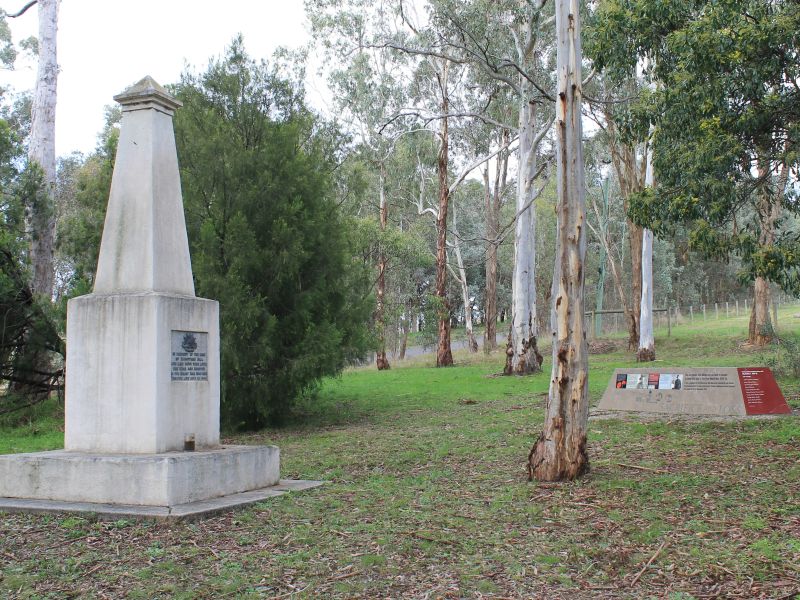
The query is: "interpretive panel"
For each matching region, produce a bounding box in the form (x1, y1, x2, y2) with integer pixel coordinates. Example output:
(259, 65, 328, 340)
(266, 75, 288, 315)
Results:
(599, 367, 790, 416)
(170, 331, 208, 381)
(737, 368, 790, 415)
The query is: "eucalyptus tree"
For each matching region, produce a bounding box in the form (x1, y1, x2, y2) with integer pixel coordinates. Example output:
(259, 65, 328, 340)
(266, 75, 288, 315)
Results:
(380, 3, 509, 366)
(586, 173, 636, 336)
(308, 0, 410, 369)
(528, 0, 589, 481)
(424, 0, 557, 374)
(482, 124, 512, 352)
(9, 0, 58, 299)
(583, 75, 647, 350)
(407, 120, 511, 356)
(0, 84, 63, 409)
(591, 0, 800, 346)
(638, 148, 655, 361)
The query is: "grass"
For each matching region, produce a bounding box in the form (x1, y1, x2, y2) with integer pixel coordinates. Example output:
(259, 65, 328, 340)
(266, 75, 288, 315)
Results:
(1, 305, 799, 598)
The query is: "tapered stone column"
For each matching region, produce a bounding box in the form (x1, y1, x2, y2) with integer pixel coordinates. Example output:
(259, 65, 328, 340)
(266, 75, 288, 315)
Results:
(0, 77, 306, 518)
(65, 76, 219, 454)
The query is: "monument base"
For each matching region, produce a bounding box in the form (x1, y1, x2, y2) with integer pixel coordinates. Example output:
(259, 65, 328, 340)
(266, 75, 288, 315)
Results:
(0, 445, 280, 507)
(0, 480, 323, 521)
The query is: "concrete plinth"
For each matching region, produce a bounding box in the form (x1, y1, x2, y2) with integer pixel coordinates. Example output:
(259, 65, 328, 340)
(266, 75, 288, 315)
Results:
(0, 445, 279, 507)
(0, 480, 323, 521)
(65, 292, 220, 454)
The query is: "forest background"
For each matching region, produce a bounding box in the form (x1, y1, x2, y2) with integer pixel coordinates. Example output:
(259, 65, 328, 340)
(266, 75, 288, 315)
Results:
(0, 0, 797, 431)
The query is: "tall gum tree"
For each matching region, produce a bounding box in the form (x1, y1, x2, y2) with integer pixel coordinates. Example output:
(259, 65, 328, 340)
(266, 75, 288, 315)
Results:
(482, 128, 510, 352)
(529, 0, 589, 482)
(584, 82, 647, 351)
(433, 59, 454, 366)
(307, 0, 408, 369)
(497, 1, 555, 375)
(605, 110, 645, 351)
(413, 0, 556, 373)
(11, 0, 58, 298)
(637, 146, 655, 361)
(589, 0, 800, 342)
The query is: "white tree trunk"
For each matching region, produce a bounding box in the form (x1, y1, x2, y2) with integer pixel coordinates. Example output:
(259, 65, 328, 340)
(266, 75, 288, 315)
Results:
(529, 0, 589, 482)
(375, 165, 390, 370)
(638, 228, 655, 360)
(451, 206, 478, 353)
(638, 149, 655, 361)
(28, 0, 59, 299)
(454, 243, 478, 353)
(506, 86, 542, 374)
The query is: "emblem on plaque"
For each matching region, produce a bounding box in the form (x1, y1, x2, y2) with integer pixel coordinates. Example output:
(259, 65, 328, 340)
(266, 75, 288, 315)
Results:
(181, 333, 198, 353)
(171, 330, 208, 381)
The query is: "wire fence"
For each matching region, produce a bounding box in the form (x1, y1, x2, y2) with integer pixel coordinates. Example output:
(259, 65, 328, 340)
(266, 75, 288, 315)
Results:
(588, 293, 800, 339)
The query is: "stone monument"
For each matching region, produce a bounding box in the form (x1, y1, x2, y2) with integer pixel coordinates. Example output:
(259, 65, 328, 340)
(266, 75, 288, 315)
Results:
(0, 77, 319, 518)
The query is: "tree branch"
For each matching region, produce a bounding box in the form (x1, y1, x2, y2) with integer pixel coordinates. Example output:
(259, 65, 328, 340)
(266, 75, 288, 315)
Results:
(7, 0, 37, 18)
(449, 136, 519, 195)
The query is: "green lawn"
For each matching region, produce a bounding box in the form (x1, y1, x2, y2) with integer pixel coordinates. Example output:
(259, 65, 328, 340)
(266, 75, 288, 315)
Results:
(1, 305, 799, 598)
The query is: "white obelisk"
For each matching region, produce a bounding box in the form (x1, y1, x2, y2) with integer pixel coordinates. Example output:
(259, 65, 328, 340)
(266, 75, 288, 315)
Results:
(0, 78, 284, 516)
(65, 76, 220, 454)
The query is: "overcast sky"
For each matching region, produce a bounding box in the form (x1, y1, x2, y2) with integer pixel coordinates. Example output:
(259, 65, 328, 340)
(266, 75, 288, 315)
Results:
(4, 0, 319, 157)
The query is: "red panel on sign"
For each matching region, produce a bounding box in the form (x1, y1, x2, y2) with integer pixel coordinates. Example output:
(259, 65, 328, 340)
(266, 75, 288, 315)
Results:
(737, 368, 791, 415)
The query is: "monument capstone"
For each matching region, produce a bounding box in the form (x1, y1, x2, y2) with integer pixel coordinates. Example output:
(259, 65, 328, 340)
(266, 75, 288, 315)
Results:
(0, 77, 319, 518)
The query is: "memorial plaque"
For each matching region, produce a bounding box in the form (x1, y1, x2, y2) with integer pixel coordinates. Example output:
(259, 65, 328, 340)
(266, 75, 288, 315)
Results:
(599, 367, 791, 416)
(171, 330, 208, 381)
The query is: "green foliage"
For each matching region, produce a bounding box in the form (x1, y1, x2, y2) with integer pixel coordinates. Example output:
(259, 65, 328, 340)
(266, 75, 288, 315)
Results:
(0, 109, 64, 412)
(173, 38, 371, 428)
(57, 107, 120, 295)
(767, 332, 800, 379)
(588, 0, 800, 294)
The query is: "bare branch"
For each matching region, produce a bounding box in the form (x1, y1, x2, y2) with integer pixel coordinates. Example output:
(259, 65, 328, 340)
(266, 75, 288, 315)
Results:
(449, 136, 519, 195)
(387, 108, 515, 131)
(368, 42, 466, 66)
(532, 113, 556, 150)
(582, 67, 597, 88)
(7, 0, 37, 18)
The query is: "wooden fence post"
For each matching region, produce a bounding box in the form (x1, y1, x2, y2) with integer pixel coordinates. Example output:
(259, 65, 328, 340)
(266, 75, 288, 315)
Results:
(667, 305, 671, 337)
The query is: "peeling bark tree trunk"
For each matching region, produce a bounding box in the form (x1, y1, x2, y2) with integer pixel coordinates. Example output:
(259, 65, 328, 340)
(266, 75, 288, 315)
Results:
(529, 0, 589, 482)
(483, 140, 505, 354)
(749, 276, 772, 345)
(606, 114, 645, 350)
(637, 228, 656, 361)
(452, 209, 478, 353)
(637, 150, 655, 362)
(506, 91, 542, 375)
(435, 64, 453, 367)
(375, 165, 390, 370)
(27, 0, 59, 299)
(748, 162, 783, 346)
